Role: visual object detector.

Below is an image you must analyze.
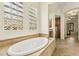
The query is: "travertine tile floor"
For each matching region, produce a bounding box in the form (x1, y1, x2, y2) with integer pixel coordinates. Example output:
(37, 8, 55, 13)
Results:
(52, 37, 79, 56)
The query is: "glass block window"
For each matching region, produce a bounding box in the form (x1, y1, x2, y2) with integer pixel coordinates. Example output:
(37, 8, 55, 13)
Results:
(4, 2, 23, 30)
(28, 7, 37, 30)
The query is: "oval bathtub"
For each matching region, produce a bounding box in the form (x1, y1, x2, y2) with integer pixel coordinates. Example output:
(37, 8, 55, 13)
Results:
(7, 37, 48, 56)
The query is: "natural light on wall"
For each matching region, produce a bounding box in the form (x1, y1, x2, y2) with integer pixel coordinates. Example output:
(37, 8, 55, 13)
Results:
(4, 2, 23, 30)
(28, 6, 37, 30)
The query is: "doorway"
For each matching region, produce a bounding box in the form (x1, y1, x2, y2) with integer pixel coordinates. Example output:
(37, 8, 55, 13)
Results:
(66, 15, 78, 39)
(55, 16, 61, 39)
(65, 9, 79, 40)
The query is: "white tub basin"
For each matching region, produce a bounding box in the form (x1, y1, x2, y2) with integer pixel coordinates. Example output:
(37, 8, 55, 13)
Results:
(7, 37, 48, 56)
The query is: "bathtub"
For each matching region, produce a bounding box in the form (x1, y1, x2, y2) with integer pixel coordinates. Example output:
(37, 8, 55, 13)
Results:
(7, 37, 48, 56)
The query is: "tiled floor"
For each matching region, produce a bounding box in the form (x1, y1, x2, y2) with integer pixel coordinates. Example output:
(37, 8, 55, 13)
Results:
(52, 37, 79, 56)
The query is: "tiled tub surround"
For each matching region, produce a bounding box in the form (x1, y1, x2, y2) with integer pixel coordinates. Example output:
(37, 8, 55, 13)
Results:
(0, 34, 56, 56)
(0, 34, 39, 47)
(40, 38, 55, 56)
(30, 38, 55, 56)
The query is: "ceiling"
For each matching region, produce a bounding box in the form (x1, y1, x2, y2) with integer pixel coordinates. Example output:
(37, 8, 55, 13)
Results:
(65, 9, 79, 21)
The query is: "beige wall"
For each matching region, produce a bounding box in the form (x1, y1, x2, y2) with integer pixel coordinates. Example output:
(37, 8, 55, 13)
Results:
(40, 3, 48, 34)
